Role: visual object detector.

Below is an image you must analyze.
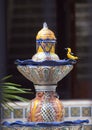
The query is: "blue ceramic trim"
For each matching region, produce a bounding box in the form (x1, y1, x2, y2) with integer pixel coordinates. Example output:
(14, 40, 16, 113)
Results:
(15, 59, 76, 66)
(36, 39, 56, 43)
(2, 120, 89, 128)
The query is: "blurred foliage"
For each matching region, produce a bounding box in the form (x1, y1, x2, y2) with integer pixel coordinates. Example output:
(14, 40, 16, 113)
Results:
(0, 75, 30, 110)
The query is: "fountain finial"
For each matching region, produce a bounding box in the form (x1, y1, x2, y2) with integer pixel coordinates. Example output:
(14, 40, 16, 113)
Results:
(43, 22, 48, 28)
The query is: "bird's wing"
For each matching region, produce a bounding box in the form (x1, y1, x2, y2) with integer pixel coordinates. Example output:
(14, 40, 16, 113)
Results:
(70, 52, 74, 55)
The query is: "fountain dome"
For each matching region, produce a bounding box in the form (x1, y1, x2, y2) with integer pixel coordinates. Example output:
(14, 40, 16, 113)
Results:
(36, 22, 56, 40)
(32, 22, 59, 61)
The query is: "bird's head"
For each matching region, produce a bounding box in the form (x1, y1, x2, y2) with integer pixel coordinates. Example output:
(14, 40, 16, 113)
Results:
(65, 48, 71, 53)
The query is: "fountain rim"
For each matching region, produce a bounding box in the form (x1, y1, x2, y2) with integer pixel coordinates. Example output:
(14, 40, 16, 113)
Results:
(15, 59, 76, 66)
(2, 119, 89, 128)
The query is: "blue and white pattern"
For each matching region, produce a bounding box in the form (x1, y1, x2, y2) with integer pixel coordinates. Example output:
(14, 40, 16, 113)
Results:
(2, 119, 89, 127)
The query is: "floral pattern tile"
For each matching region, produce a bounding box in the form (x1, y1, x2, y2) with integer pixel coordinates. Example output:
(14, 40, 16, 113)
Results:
(71, 107, 80, 117)
(3, 109, 11, 119)
(14, 108, 23, 118)
(82, 107, 91, 117)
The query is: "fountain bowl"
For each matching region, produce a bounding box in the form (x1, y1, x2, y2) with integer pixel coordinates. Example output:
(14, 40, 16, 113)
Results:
(17, 65, 73, 85)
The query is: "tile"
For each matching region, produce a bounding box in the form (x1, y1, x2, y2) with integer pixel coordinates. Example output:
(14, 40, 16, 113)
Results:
(71, 107, 80, 117)
(2, 109, 11, 119)
(84, 125, 92, 130)
(64, 107, 69, 117)
(82, 107, 91, 117)
(14, 108, 23, 118)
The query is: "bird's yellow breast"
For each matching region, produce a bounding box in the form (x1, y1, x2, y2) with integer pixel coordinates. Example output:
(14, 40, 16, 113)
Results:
(67, 53, 78, 60)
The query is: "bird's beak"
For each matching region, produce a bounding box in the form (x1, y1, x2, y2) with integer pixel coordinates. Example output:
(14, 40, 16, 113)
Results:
(65, 48, 68, 50)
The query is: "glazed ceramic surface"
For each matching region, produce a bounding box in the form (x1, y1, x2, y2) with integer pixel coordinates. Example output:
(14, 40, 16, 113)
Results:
(16, 23, 78, 122)
(27, 91, 65, 122)
(17, 65, 73, 85)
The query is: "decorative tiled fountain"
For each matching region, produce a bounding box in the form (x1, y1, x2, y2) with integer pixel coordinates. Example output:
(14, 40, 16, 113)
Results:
(2, 23, 89, 130)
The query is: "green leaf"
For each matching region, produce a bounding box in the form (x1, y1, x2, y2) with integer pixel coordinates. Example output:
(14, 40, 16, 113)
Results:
(2, 82, 21, 87)
(1, 75, 31, 110)
(1, 75, 12, 81)
(3, 94, 29, 101)
(3, 86, 29, 92)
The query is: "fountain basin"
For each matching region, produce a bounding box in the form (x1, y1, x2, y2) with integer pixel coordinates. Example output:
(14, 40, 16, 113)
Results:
(17, 65, 73, 85)
(2, 120, 89, 130)
(16, 59, 75, 86)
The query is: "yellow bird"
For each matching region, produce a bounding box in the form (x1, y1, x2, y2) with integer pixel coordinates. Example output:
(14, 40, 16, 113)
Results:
(66, 48, 78, 60)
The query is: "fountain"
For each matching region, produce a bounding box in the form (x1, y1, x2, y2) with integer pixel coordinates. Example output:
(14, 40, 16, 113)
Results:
(2, 23, 89, 130)
(16, 22, 74, 122)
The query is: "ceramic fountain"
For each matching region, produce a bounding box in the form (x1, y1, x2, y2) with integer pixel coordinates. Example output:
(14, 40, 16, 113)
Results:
(16, 22, 75, 122)
(2, 23, 89, 130)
